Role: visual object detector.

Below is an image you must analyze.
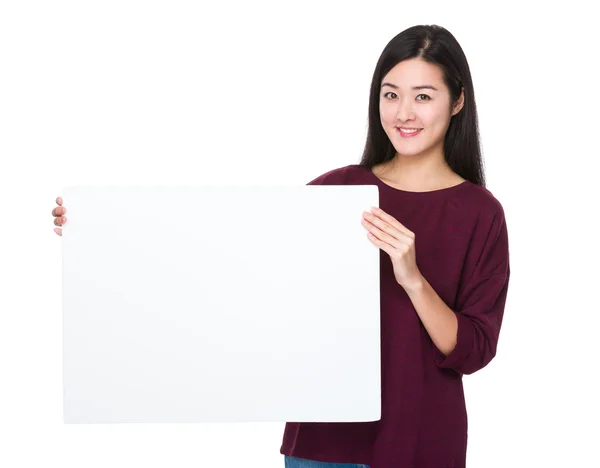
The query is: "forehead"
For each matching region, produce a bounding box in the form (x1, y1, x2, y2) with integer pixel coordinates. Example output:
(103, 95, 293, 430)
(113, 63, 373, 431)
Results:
(381, 58, 445, 87)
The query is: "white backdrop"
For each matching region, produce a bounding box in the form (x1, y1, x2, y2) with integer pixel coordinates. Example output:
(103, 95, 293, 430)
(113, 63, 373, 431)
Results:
(1, 0, 599, 467)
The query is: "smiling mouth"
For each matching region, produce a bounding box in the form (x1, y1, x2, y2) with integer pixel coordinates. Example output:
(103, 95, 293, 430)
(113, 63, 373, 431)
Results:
(395, 127, 423, 137)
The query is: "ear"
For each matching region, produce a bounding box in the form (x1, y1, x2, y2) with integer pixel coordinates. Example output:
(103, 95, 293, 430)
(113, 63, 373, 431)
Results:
(451, 87, 465, 116)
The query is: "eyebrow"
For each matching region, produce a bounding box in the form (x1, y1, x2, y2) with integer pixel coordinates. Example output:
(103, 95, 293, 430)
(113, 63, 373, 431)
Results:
(381, 82, 439, 91)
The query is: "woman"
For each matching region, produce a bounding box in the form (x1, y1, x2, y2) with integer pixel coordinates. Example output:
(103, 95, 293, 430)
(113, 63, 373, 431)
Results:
(52, 24, 510, 468)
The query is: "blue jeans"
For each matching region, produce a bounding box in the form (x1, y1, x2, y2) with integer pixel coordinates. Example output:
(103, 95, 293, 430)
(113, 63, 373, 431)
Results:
(284, 455, 370, 468)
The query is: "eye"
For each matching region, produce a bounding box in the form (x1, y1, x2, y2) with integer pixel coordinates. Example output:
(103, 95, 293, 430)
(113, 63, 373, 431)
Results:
(382, 91, 397, 99)
(416, 94, 431, 101)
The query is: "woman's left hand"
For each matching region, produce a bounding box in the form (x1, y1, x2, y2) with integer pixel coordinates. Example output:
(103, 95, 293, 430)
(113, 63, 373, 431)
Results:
(362, 207, 423, 291)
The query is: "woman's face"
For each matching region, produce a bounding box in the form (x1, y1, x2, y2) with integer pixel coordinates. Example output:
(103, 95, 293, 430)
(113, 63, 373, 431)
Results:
(379, 58, 464, 159)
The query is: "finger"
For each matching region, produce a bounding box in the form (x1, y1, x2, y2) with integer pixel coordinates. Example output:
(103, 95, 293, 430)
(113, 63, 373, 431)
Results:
(52, 206, 66, 217)
(54, 216, 67, 226)
(363, 211, 412, 243)
(54, 227, 62, 236)
(370, 207, 411, 235)
(362, 218, 402, 249)
(56, 197, 63, 206)
(370, 207, 414, 238)
(367, 232, 394, 256)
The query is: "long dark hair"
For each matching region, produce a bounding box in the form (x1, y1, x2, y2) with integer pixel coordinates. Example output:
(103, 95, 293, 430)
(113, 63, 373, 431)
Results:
(359, 24, 485, 187)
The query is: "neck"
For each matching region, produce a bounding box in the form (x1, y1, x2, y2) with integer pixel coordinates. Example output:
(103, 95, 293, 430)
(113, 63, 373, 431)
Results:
(376, 147, 456, 191)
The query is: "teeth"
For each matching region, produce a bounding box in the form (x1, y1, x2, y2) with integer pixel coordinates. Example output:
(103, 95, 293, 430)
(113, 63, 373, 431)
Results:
(398, 128, 420, 133)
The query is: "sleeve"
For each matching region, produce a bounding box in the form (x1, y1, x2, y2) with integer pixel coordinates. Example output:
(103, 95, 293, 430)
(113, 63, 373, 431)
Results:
(433, 208, 510, 375)
(306, 169, 333, 186)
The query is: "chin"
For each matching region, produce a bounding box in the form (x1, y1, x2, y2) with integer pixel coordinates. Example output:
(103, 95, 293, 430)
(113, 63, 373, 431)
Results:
(391, 145, 428, 157)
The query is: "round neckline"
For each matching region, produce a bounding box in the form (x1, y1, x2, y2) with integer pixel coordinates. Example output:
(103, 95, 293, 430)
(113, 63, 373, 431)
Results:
(361, 164, 470, 197)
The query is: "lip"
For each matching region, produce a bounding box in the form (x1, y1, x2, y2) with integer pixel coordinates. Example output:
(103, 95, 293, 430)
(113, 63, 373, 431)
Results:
(395, 127, 423, 138)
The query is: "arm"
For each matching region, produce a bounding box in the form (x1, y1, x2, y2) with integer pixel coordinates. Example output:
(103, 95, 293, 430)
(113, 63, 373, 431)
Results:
(408, 211, 511, 375)
(404, 275, 458, 356)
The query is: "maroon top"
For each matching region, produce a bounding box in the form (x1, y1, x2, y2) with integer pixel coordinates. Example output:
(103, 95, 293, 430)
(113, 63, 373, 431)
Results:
(280, 164, 510, 468)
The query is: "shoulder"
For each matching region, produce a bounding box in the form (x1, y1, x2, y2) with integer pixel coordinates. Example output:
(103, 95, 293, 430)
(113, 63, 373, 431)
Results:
(455, 183, 509, 254)
(306, 164, 364, 185)
(459, 181, 507, 225)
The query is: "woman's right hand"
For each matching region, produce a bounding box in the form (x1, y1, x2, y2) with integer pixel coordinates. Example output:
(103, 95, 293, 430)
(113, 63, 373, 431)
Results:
(52, 196, 67, 236)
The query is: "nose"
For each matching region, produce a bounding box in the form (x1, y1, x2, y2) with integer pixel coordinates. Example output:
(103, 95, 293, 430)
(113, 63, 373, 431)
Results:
(395, 99, 415, 122)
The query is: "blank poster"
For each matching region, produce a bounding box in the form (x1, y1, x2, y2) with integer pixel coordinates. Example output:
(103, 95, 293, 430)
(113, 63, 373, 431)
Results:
(62, 184, 381, 423)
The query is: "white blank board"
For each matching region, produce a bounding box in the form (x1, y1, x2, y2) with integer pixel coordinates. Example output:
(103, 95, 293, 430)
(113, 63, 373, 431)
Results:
(62, 185, 381, 423)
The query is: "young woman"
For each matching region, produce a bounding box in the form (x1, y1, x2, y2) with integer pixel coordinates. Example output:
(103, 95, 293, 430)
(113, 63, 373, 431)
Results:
(52, 24, 510, 468)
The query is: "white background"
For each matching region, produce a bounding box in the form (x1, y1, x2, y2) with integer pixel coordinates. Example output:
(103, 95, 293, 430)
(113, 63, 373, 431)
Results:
(1, 0, 598, 467)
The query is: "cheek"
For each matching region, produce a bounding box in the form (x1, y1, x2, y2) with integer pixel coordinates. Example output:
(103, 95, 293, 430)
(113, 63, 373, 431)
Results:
(421, 106, 451, 130)
(379, 103, 396, 124)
